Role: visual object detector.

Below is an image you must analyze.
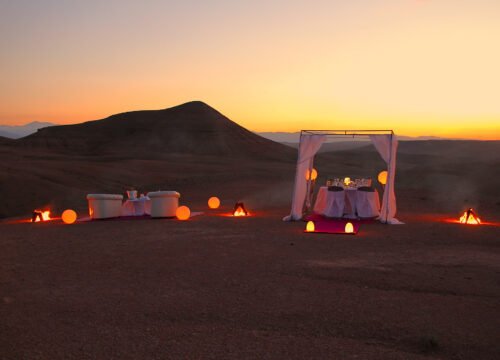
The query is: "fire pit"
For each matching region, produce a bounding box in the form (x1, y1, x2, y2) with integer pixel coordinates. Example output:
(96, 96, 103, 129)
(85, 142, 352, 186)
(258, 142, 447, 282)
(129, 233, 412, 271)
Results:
(233, 202, 249, 217)
(32, 210, 51, 223)
(459, 208, 481, 225)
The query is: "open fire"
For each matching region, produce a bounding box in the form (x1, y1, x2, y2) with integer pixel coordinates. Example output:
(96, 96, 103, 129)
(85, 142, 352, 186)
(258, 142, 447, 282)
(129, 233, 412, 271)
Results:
(32, 210, 51, 222)
(233, 202, 249, 217)
(459, 208, 481, 225)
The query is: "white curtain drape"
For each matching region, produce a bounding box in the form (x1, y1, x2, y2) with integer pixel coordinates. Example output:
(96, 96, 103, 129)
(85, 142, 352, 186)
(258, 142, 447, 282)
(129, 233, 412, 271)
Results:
(369, 134, 403, 224)
(283, 134, 326, 221)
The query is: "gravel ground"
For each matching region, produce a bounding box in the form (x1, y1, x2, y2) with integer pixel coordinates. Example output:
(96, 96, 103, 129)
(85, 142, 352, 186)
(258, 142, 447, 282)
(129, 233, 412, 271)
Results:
(1, 205, 499, 359)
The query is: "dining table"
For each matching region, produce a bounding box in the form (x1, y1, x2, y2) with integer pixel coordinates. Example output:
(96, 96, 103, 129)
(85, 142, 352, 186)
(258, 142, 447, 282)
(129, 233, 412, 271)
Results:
(313, 186, 380, 219)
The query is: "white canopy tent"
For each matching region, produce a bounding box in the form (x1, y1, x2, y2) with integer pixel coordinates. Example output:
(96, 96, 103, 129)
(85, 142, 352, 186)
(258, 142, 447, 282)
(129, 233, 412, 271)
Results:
(283, 130, 403, 224)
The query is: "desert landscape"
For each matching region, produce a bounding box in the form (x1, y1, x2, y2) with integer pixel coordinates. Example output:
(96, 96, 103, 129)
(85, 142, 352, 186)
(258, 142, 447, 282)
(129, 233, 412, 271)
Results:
(0, 102, 499, 359)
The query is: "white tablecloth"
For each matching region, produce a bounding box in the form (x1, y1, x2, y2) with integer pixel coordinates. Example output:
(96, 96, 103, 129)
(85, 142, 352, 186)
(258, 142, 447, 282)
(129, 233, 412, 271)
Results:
(356, 190, 381, 218)
(121, 197, 151, 216)
(314, 186, 380, 218)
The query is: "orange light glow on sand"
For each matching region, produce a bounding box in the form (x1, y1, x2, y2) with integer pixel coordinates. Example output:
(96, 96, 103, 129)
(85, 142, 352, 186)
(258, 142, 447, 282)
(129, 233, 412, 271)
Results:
(443, 218, 497, 226)
(442, 212, 498, 227)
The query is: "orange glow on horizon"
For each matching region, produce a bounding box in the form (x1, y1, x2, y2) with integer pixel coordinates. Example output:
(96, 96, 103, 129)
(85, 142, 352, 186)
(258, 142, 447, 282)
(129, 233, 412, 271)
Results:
(1, 103, 498, 141)
(0, 1, 498, 140)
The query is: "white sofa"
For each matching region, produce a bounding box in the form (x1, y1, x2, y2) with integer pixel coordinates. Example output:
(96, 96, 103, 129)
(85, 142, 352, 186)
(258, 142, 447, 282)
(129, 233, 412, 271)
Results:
(87, 194, 123, 219)
(147, 191, 180, 218)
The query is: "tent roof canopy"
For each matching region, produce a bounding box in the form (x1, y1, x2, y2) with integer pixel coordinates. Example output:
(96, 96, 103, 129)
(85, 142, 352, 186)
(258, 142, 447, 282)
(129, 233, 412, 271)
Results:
(301, 130, 394, 137)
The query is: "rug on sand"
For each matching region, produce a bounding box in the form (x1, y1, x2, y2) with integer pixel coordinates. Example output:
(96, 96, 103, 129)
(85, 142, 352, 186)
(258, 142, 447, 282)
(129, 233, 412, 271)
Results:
(303, 213, 369, 234)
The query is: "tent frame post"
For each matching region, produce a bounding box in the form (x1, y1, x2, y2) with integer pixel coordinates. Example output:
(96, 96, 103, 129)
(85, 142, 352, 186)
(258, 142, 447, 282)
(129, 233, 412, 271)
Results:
(288, 131, 304, 221)
(385, 132, 393, 223)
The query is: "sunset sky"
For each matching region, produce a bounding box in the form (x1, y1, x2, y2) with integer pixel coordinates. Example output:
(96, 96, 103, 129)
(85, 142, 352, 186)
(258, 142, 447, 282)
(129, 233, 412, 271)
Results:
(1, 0, 499, 139)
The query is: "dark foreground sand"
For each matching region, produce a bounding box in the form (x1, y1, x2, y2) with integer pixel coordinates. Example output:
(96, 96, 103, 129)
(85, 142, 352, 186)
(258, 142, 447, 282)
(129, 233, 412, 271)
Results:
(1, 134, 500, 359)
(1, 204, 499, 359)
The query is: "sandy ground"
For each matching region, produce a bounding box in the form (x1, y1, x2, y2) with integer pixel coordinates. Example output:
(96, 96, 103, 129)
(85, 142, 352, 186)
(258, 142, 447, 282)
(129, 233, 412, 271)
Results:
(1, 136, 499, 359)
(1, 203, 499, 359)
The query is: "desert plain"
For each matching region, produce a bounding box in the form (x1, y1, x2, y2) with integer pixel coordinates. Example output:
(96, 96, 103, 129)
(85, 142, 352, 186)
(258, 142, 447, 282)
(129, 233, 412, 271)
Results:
(1, 102, 499, 359)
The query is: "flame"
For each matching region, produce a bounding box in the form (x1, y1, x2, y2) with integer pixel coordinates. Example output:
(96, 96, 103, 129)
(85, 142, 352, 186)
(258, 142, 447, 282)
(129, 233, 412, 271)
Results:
(306, 221, 315, 232)
(344, 177, 351, 186)
(33, 210, 51, 222)
(459, 209, 481, 225)
(345, 222, 354, 233)
(233, 206, 247, 217)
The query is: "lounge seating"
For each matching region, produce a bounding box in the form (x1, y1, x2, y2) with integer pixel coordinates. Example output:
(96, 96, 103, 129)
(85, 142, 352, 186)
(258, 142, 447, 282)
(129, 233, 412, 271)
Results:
(87, 194, 123, 219)
(147, 191, 180, 218)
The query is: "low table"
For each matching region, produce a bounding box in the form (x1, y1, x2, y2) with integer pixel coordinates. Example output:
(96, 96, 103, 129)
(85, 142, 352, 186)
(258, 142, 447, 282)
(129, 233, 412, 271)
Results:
(121, 197, 151, 216)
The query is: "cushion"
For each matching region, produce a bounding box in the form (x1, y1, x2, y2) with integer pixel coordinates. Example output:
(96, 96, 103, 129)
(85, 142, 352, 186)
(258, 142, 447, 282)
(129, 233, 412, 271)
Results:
(147, 191, 180, 198)
(87, 194, 123, 200)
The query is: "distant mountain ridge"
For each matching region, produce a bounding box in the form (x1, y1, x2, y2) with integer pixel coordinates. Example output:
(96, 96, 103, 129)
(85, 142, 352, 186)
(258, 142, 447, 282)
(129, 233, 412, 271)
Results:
(17, 101, 295, 160)
(0, 123, 466, 142)
(0, 121, 56, 139)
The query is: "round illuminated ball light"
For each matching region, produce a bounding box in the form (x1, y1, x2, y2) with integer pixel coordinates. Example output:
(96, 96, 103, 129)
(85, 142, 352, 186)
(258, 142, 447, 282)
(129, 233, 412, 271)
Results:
(62, 209, 77, 224)
(378, 170, 388, 185)
(208, 196, 220, 209)
(305, 168, 318, 181)
(176, 206, 191, 220)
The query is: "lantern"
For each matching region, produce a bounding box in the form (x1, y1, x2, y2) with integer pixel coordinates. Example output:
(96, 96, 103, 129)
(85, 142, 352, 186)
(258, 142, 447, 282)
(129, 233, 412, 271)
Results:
(62, 209, 77, 224)
(344, 177, 351, 186)
(345, 222, 354, 233)
(306, 168, 318, 181)
(176, 206, 191, 220)
(378, 170, 388, 185)
(208, 196, 220, 209)
(306, 221, 315, 232)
